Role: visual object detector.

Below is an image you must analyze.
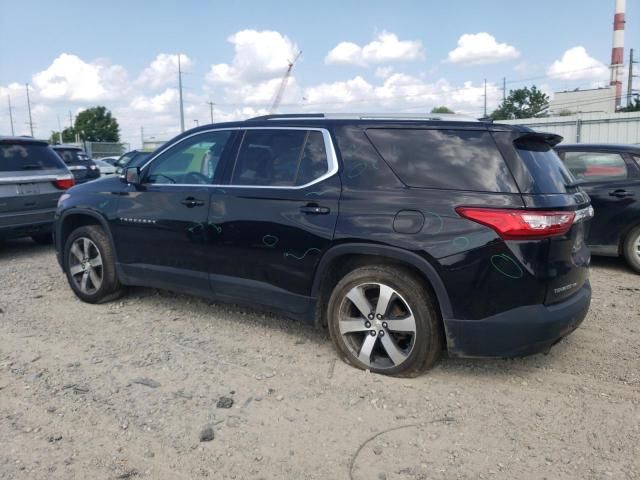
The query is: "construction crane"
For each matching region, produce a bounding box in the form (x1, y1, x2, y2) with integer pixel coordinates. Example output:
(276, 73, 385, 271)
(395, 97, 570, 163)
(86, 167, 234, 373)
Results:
(270, 51, 302, 114)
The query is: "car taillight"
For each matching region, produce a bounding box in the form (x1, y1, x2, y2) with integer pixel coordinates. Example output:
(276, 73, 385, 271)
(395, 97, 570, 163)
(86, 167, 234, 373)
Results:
(456, 207, 576, 240)
(53, 176, 75, 190)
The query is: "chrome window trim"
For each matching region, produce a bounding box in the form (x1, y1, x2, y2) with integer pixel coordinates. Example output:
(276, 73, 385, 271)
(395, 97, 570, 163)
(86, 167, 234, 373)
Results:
(0, 173, 72, 184)
(138, 127, 338, 190)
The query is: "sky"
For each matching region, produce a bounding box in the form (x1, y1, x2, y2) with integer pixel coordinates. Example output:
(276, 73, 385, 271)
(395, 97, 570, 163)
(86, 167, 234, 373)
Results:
(0, 0, 637, 148)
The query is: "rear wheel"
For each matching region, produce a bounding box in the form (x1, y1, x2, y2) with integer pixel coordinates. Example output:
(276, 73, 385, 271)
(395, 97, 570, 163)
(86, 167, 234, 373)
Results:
(31, 233, 53, 245)
(327, 265, 441, 377)
(64, 225, 124, 303)
(622, 226, 640, 274)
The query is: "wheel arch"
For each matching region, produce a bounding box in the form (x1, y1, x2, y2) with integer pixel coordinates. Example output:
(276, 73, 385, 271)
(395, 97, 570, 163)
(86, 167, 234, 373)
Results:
(311, 243, 452, 328)
(619, 220, 640, 255)
(56, 209, 118, 269)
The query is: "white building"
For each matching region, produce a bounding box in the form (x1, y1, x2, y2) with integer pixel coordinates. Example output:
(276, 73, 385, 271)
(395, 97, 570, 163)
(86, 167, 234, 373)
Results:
(549, 87, 616, 115)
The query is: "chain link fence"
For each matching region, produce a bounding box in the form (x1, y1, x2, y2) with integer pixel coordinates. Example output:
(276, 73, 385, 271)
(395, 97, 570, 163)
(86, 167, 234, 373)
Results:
(83, 142, 130, 159)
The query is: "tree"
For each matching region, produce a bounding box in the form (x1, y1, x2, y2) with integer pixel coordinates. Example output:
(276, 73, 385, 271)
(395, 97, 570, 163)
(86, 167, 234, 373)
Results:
(431, 106, 455, 114)
(490, 86, 549, 120)
(49, 127, 76, 144)
(620, 96, 640, 112)
(73, 106, 120, 142)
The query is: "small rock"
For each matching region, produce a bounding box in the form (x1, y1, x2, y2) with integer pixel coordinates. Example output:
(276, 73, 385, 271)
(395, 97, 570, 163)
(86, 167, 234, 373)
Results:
(378, 473, 387, 480)
(199, 426, 215, 442)
(47, 434, 63, 443)
(131, 377, 160, 388)
(373, 446, 383, 455)
(276, 395, 284, 401)
(216, 396, 234, 409)
(143, 450, 154, 458)
(46, 406, 56, 413)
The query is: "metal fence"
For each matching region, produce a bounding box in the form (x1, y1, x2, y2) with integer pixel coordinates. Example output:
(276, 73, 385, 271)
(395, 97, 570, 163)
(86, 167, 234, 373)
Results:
(84, 142, 130, 159)
(502, 112, 640, 144)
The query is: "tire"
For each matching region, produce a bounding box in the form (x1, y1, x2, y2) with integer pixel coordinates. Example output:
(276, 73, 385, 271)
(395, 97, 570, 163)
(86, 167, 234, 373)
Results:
(63, 225, 124, 303)
(622, 225, 640, 274)
(327, 265, 442, 377)
(31, 233, 53, 245)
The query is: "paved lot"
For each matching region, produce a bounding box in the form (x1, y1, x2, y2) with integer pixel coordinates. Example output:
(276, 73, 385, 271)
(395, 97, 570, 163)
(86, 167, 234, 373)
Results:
(0, 239, 639, 480)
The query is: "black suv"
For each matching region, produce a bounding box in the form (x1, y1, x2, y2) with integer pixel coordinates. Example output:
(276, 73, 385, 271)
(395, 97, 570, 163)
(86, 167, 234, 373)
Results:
(52, 145, 100, 184)
(555, 143, 640, 273)
(54, 114, 593, 376)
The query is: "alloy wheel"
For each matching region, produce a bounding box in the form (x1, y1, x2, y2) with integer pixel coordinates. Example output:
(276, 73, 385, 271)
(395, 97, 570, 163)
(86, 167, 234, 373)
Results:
(338, 282, 417, 369)
(68, 237, 103, 295)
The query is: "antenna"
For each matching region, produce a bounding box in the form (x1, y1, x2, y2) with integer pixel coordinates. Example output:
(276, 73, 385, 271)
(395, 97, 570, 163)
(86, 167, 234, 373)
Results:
(270, 51, 302, 114)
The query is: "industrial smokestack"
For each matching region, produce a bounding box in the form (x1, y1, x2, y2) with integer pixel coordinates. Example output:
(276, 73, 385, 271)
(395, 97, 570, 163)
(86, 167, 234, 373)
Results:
(610, 0, 626, 110)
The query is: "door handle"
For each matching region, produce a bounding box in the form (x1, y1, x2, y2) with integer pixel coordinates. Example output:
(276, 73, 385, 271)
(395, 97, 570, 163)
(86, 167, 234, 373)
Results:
(609, 189, 635, 198)
(300, 204, 330, 215)
(181, 197, 205, 207)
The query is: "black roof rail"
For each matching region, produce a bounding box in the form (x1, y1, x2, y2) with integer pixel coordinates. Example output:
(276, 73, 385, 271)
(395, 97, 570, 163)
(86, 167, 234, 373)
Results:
(248, 113, 325, 121)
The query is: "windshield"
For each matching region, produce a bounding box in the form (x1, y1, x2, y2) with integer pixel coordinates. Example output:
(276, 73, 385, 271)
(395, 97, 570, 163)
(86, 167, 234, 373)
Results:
(54, 148, 91, 164)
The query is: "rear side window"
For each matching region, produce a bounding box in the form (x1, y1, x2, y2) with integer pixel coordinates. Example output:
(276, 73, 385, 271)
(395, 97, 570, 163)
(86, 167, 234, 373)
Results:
(232, 129, 329, 187)
(562, 151, 628, 182)
(366, 128, 518, 193)
(515, 140, 576, 193)
(0, 142, 66, 172)
(54, 148, 90, 163)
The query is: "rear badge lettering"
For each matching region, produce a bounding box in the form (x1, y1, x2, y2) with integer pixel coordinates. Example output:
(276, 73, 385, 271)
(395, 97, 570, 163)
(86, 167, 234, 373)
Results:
(554, 282, 577, 294)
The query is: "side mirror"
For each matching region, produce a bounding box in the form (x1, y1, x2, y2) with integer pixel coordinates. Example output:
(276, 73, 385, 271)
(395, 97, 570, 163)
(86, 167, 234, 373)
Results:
(123, 166, 141, 185)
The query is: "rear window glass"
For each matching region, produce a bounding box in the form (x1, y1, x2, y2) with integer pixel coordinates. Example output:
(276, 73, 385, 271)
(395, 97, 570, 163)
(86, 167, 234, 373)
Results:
(562, 151, 627, 182)
(365, 128, 518, 193)
(0, 142, 66, 172)
(516, 140, 576, 193)
(54, 148, 90, 163)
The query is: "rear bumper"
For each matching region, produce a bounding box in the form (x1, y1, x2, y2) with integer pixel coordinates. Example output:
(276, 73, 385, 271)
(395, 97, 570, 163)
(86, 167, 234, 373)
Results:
(444, 282, 591, 358)
(0, 209, 56, 239)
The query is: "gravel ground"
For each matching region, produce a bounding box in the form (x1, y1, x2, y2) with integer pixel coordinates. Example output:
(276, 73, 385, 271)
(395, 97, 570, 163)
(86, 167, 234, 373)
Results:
(0, 238, 639, 480)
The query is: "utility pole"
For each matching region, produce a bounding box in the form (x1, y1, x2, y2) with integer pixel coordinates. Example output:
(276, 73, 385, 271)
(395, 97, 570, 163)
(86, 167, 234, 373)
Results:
(207, 101, 215, 124)
(178, 54, 185, 133)
(628, 48, 637, 107)
(483, 79, 487, 117)
(56, 113, 62, 143)
(194, 119, 199, 127)
(7, 93, 15, 136)
(140, 126, 144, 148)
(25, 83, 34, 137)
(69, 111, 73, 129)
(502, 77, 506, 103)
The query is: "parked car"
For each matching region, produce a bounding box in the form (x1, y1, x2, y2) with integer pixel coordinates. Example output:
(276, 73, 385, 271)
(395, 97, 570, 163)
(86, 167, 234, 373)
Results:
(554, 143, 640, 273)
(112, 150, 152, 174)
(52, 145, 100, 184)
(97, 156, 120, 166)
(54, 113, 593, 376)
(1, 137, 74, 244)
(93, 159, 118, 177)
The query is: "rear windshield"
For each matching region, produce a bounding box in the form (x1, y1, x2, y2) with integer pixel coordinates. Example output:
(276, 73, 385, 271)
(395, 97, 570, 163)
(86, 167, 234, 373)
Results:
(0, 142, 66, 172)
(54, 148, 90, 163)
(366, 128, 518, 193)
(515, 139, 576, 193)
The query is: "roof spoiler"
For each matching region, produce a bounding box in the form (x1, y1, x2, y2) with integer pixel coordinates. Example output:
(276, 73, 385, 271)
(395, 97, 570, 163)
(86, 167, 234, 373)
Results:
(514, 131, 563, 147)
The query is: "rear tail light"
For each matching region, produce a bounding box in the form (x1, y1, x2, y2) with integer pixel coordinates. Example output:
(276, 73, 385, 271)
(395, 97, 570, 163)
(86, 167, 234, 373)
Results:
(456, 207, 576, 240)
(53, 176, 75, 190)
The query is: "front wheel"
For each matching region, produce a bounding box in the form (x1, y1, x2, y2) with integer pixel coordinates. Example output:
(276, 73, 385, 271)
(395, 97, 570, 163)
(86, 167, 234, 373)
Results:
(327, 265, 442, 377)
(64, 225, 124, 303)
(623, 226, 640, 274)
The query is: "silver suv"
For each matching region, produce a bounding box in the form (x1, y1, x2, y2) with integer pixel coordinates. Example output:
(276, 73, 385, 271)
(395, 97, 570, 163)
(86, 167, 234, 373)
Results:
(0, 137, 75, 244)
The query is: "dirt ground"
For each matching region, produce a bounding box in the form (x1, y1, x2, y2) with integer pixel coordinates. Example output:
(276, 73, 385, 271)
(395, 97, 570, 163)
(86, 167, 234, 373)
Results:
(0, 239, 638, 480)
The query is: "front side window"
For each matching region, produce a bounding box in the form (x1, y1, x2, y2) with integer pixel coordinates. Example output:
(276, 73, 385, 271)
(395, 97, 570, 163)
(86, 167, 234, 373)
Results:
(563, 151, 628, 182)
(145, 131, 232, 185)
(231, 129, 329, 187)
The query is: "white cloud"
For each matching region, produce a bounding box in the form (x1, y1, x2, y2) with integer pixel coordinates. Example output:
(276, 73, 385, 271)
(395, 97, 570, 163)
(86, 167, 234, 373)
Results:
(206, 30, 299, 84)
(546, 47, 608, 81)
(447, 33, 520, 65)
(137, 53, 193, 89)
(130, 88, 178, 113)
(32, 53, 128, 101)
(325, 32, 424, 66)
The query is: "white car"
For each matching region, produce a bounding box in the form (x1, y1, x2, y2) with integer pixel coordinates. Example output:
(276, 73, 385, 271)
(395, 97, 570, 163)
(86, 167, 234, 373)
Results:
(93, 159, 118, 177)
